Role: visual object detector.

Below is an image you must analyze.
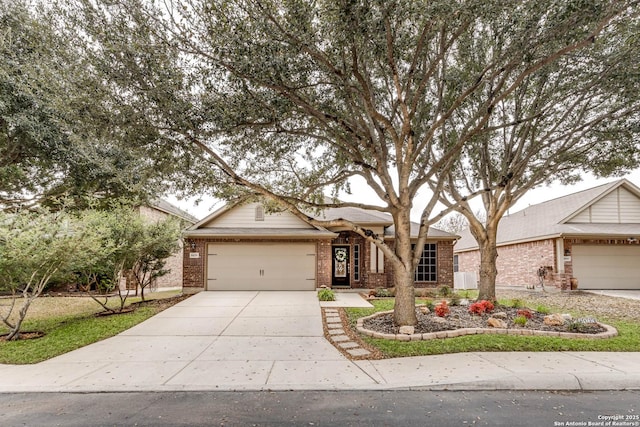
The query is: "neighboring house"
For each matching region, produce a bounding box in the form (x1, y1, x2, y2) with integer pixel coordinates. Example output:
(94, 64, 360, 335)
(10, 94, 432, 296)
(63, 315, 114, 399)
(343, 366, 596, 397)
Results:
(125, 199, 198, 292)
(455, 179, 640, 290)
(182, 201, 457, 292)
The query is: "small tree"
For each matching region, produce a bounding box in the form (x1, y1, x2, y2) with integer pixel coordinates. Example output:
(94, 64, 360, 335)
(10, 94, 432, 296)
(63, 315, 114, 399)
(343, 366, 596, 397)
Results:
(79, 207, 145, 313)
(0, 210, 102, 340)
(75, 207, 181, 311)
(131, 219, 181, 301)
(71, 209, 117, 293)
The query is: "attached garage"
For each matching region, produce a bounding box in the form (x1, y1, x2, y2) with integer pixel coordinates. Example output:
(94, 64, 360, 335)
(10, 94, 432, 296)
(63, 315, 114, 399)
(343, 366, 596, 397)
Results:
(207, 242, 317, 291)
(572, 245, 640, 290)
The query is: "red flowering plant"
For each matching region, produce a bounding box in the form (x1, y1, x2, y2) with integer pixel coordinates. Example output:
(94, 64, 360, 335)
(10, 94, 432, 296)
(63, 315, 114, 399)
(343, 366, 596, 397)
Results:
(517, 309, 533, 319)
(434, 300, 450, 317)
(468, 300, 495, 316)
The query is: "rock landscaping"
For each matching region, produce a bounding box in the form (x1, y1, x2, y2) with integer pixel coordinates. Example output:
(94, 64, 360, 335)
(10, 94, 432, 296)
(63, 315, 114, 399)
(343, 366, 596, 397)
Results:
(357, 302, 617, 341)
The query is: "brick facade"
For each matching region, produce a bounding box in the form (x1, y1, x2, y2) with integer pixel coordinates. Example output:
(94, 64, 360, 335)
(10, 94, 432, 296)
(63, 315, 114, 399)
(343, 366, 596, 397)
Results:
(182, 238, 333, 292)
(457, 239, 556, 289)
(183, 232, 455, 291)
(384, 238, 454, 290)
(457, 237, 639, 290)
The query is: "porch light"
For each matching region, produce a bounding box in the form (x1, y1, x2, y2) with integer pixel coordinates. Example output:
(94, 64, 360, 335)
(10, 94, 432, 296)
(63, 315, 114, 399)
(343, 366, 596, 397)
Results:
(189, 240, 197, 251)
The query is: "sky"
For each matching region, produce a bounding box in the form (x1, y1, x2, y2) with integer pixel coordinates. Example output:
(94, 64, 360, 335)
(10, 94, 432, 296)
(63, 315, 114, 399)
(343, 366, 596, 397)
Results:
(169, 168, 640, 222)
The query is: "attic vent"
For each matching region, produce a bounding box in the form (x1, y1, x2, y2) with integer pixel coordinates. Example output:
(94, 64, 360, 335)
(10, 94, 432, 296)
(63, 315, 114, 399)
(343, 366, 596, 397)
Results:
(255, 205, 265, 221)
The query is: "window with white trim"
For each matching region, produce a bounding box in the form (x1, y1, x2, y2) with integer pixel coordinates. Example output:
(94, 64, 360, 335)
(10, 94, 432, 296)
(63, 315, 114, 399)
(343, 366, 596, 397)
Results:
(413, 243, 437, 282)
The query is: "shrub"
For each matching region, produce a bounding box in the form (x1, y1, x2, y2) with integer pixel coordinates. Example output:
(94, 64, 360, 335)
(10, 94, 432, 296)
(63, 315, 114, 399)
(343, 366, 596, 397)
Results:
(424, 299, 435, 310)
(375, 288, 391, 298)
(434, 300, 450, 317)
(317, 288, 336, 301)
(458, 290, 471, 299)
(449, 293, 462, 306)
(567, 321, 589, 333)
(468, 300, 495, 316)
(514, 316, 528, 326)
(536, 305, 551, 314)
(483, 300, 495, 312)
(436, 285, 453, 297)
(510, 299, 525, 308)
(517, 309, 533, 319)
(415, 288, 435, 298)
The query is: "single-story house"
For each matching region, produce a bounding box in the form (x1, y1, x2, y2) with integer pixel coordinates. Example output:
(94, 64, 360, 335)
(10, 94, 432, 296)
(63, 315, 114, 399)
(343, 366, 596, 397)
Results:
(455, 179, 640, 290)
(182, 200, 457, 292)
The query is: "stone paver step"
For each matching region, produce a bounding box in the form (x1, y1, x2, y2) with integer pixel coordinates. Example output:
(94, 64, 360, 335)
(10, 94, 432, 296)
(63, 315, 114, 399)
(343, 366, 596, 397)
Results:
(323, 308, 372, 359)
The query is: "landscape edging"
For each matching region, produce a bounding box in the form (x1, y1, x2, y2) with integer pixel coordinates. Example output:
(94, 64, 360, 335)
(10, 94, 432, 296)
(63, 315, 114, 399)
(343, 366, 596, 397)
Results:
(356, 309, 618, 341)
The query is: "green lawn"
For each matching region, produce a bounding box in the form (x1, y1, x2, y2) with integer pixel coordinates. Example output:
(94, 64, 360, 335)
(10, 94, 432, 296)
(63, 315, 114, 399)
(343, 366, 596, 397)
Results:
(345, 297, 640, 358)
(0, 291, 184, 364)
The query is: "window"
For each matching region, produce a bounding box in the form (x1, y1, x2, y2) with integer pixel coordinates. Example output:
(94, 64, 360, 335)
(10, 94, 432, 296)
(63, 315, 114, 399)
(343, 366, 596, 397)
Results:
(353, 244, 360, 281)
(255, 205, 264, 221)
(453, 255, 459, 273)
(413, 243, 437, 282)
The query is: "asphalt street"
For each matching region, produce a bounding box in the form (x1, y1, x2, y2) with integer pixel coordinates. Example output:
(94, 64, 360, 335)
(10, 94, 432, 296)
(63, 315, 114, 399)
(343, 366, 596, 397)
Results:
(1, 390, 638, 427)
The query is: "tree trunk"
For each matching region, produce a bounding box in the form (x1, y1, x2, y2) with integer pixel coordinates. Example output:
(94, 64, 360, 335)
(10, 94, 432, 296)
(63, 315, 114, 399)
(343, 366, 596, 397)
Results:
(477, 227, 498, 301)
(393, 267, 417, 326)
(391, 208, 417, 326)
(6, 297, 33, 341)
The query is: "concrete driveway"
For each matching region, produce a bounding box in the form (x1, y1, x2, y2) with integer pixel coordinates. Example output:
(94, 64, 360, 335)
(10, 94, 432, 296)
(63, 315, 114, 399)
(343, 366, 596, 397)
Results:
(0, 291, 377, 391)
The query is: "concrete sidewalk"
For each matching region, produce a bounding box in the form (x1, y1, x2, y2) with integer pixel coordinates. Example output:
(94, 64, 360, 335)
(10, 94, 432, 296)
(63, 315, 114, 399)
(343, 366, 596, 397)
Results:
(0, 291, 638, 392)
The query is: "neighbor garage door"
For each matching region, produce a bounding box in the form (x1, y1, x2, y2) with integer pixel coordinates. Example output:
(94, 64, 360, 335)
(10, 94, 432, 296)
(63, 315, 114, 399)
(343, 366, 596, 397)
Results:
(207, 243, 316, 291)
(572, 245, 640, 290)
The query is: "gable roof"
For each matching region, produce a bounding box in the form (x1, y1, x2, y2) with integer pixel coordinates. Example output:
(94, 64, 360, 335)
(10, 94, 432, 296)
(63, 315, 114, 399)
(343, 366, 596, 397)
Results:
(455, 179, 640, 251)
(150, 199, 199, 224)
(319, 205, 456, 239)
(184, 200, 337, 239)
(315, 205, 393, 225)
(186, 199, 457, 240)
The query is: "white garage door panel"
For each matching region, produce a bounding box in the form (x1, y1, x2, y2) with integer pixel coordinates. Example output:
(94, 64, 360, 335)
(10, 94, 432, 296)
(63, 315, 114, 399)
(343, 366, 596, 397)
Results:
(207, 243, 316, 291)
(572, 246, 640, 290)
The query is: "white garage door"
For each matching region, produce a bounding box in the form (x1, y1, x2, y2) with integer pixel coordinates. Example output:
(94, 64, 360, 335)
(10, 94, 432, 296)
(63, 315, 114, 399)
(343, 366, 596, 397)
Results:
(207, 243, 316, 291)
(572, 245, 640, 290)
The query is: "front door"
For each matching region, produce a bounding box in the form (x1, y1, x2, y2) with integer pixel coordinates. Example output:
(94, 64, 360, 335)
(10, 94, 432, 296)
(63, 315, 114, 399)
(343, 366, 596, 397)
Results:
(332, 246, 350, 287)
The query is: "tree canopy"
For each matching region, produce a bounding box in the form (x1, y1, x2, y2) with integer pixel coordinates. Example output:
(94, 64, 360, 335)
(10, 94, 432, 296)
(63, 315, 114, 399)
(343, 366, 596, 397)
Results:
(0, 1, 167, 210)
(436, 2, 640, 299)
(61, 0, 640, 325)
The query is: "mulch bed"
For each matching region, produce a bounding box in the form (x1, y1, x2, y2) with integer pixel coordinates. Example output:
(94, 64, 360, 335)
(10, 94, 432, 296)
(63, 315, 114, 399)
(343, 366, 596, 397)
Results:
(94, 294, 191, 317)
(362, 305, 607, 335)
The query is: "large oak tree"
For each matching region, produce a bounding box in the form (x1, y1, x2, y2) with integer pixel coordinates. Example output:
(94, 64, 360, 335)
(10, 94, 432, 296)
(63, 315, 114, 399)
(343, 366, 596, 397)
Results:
(64, 0, 639, 325)
(436, 2, 640, 300)
(0, 1, 166, 210)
